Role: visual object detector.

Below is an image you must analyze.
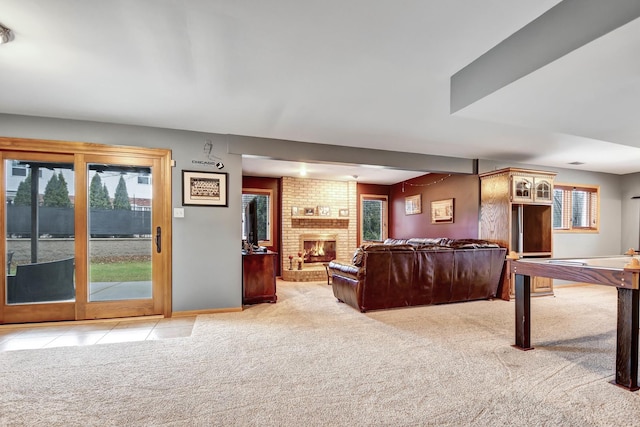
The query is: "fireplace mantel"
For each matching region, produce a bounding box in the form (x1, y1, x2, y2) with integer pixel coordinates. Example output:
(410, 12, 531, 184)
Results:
(291, 218, 348, 228)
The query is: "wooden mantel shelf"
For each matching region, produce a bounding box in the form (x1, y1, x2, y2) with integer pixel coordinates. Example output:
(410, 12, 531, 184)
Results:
(291, 217, 349, 228)
(291, 216, 349, 220)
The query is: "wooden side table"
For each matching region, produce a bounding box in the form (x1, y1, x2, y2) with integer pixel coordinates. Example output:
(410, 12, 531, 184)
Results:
(323, 262, 332, 285)
(242, 251, 277, 304)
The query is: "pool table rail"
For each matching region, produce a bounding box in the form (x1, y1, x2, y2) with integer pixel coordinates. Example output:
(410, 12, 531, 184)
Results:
(510, 257, 639, 290)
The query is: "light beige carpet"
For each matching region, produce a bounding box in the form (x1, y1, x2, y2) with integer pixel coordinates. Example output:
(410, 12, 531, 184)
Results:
(1, 281, 639, 426)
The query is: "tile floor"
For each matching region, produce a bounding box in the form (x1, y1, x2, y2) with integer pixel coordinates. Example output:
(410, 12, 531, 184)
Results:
(0, 316, 196, 352)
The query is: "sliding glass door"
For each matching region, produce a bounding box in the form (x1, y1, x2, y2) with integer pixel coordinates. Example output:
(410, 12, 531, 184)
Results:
(2, 153, 77, 322)
(0, 139, 171, 324)
(76, 154, 166, 320)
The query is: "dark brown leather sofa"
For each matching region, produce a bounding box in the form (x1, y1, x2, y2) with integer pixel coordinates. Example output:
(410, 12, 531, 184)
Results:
(328, 238, 506, 312)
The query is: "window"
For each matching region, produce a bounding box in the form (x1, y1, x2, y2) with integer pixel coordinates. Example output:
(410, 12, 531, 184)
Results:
(553, 184, 599, 232)
(11, 161, 42, 177)
(12, 167, 26, 177)
(137, 173, 150, 184)
(242, 188, 273, 246)
(360, 194, 388, 243)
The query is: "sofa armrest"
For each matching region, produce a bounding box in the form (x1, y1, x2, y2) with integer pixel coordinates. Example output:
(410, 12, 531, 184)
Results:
(328, 260, 362, 281)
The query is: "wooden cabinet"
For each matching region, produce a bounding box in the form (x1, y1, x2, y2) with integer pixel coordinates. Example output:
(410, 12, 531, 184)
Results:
(242, 251, 277, 305)
(479, 167, 557, 299)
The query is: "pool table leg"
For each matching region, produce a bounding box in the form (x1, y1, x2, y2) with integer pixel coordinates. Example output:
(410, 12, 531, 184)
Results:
(615, 287, 639, 391)
(513, 273, 533, 351)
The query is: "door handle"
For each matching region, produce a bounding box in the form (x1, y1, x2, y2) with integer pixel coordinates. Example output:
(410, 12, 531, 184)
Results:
(155, 226, 161, 253)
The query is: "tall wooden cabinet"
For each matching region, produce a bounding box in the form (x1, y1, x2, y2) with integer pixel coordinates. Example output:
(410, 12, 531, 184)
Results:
(479, 168, 556, 299)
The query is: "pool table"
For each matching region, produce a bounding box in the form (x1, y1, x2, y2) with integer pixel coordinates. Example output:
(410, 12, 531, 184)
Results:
(510, 254, 640, 391)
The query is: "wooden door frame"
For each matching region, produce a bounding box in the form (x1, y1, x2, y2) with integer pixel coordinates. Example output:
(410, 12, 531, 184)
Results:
(0, 137, 172, 323)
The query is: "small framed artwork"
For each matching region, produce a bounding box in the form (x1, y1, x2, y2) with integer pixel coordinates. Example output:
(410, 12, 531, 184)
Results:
(405, 194, 422, 215)
(304, 207, 315, 216)
(182, 170, 228, 207)
(339, 208, 349, 217)
(318, 206, 331, 216)
(291, 206, 300, 216)
(431, 198, 454, 224)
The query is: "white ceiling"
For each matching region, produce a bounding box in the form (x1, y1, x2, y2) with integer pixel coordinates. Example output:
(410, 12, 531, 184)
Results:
(1, 1, 640, 184)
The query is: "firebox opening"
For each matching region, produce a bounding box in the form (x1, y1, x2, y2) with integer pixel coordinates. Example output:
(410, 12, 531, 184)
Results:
(302, 238, 337, 263)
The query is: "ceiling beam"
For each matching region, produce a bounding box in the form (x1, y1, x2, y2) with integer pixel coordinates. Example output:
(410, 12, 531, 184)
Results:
(226, 134, 476, 175)
(450, 0, 640, 113)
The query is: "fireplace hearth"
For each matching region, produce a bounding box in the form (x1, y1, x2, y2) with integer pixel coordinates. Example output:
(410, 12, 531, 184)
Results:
(301, 234, 337, 263)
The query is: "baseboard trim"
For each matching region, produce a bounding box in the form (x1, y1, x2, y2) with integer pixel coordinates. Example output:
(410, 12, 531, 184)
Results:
(171, 307, 243, 317)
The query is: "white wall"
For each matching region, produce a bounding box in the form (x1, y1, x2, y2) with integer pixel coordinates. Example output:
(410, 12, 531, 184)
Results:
(620, 172, 640, 252)
(0, 114, 243, 312)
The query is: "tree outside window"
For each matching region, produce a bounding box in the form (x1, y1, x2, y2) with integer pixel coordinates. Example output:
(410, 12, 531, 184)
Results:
(363, 200, 382, 241)
(361, 195, 387, 243)
(90, 174, 112, 209)
(43, 172, 72, 207)
(113, 175, 131, 210)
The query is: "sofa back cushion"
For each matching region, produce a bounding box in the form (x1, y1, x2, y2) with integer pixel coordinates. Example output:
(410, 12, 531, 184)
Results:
(383, 238, 410, 245)
(447, 239, 501, 249)
(407, 237, 450, 247)
(364, 244, 414, 252)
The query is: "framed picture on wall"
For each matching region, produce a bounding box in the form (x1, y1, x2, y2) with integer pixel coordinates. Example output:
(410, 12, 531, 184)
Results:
(405, 194, 422, 215)
(318, 206, 331, 216)
(431, 198, 454, 224)
(182, 170, 228, 207)
(339, 208, 349, 217)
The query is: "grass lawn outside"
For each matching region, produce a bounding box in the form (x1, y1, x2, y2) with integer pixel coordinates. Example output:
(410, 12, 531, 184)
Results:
(90, 260, 152, 282)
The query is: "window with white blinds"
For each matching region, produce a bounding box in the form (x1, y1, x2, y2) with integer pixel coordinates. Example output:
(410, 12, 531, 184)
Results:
(553, 184, 599, 232)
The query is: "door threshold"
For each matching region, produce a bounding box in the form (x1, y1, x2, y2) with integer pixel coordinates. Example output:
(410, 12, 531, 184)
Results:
(0, 314, 165, 329)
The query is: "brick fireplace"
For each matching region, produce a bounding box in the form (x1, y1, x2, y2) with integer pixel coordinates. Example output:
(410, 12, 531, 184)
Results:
(281, 177, 357, 281)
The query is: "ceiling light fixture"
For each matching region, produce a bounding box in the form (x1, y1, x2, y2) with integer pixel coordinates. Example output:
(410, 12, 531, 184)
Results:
(0, 23, 13, 44)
